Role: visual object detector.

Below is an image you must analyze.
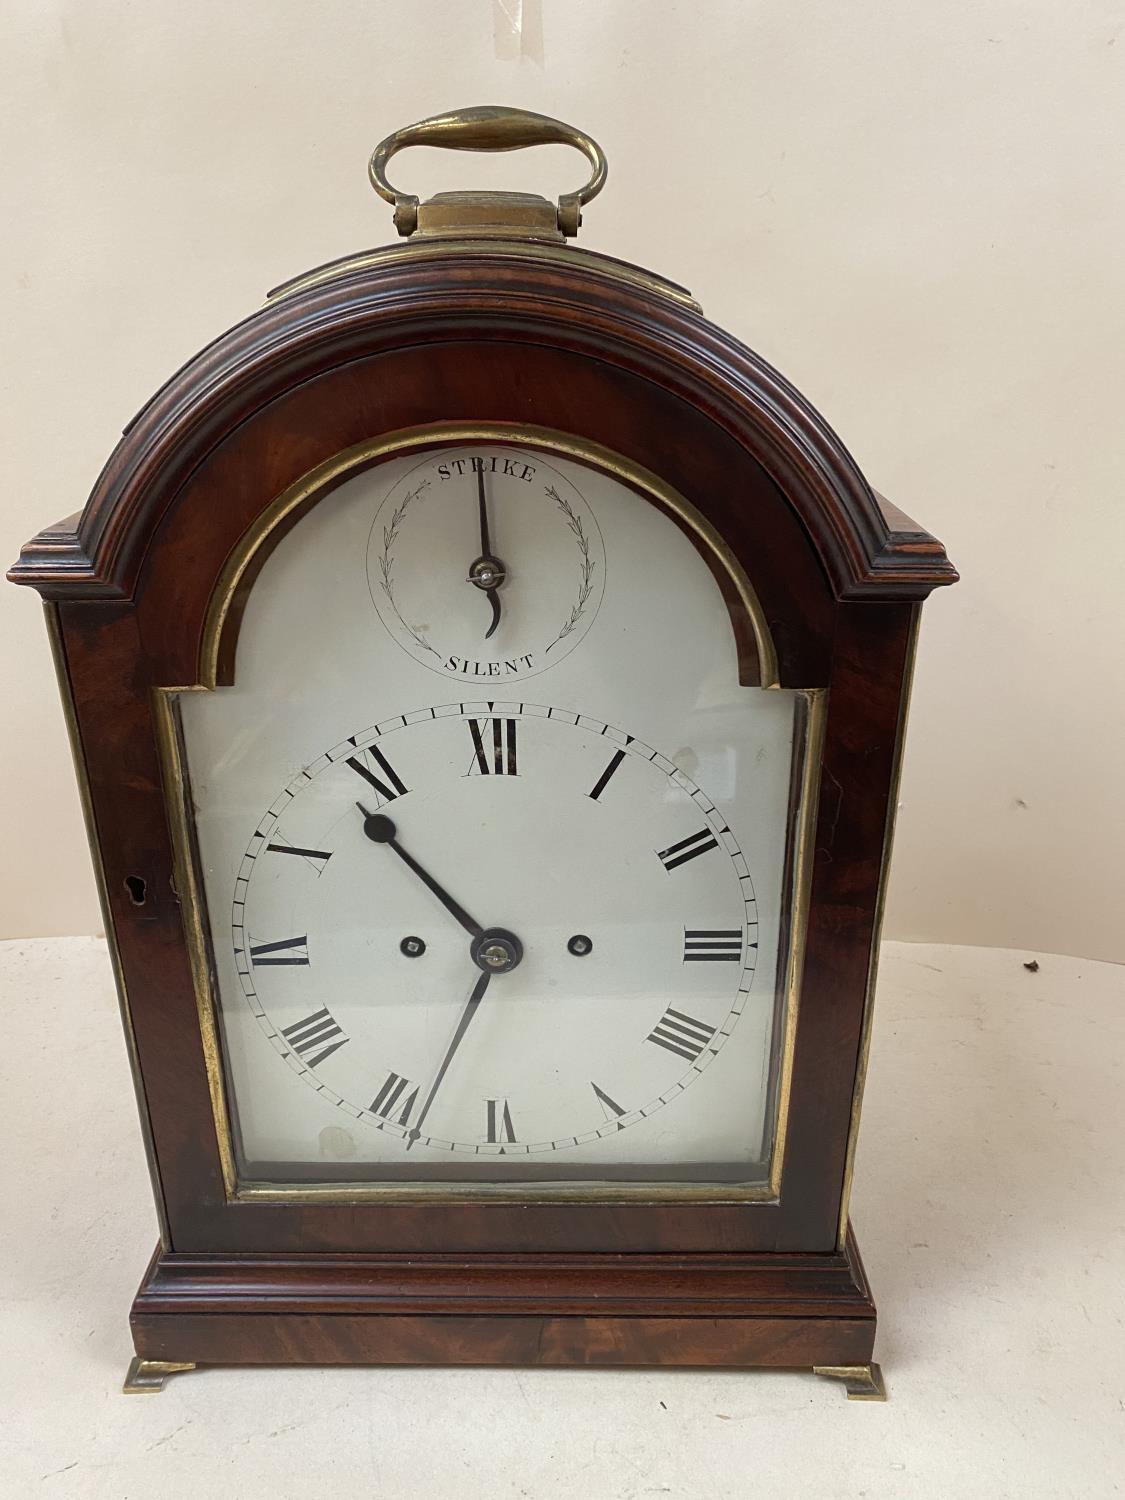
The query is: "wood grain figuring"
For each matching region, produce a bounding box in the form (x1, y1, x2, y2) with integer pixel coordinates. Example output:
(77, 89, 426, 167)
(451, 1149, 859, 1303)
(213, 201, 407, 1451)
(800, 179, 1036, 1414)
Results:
(131, 1227, 876, 1371)
(134, 1315, 877, 1371)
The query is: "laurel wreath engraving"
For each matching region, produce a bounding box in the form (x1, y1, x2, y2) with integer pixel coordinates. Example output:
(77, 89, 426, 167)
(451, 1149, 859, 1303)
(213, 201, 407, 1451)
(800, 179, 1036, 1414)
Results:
(543, 485, 596, 652)
(378, 476, 595, 659)
(377, 479, 440, 657)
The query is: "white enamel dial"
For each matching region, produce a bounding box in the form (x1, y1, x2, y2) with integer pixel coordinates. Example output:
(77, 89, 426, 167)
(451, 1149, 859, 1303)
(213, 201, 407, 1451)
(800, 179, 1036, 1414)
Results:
(233, 703, 757, 1156)
(178, 441, 807, 1186)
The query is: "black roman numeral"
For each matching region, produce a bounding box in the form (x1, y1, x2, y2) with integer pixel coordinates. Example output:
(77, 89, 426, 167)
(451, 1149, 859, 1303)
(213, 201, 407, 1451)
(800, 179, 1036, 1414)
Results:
(345, 739, 409, 805)
(265, 836, 332, 872)
(647, 1007, 717, 1062)
(279, 1008, 348, 1067)
(656, 827, 720, 872)
(248, 935, 309, 966)
(683, 929, 743, 962)
(468, 717, 518, 776)
(485, 1098, 517, 1143)
(369, 1071, 419, 1127)
(588, 748, 626, 801)
(592, 1081, 627, 1129)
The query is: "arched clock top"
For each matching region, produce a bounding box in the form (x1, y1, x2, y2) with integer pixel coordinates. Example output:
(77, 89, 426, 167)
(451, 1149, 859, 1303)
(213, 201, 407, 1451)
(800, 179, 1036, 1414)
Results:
(8, 244, 956, 663)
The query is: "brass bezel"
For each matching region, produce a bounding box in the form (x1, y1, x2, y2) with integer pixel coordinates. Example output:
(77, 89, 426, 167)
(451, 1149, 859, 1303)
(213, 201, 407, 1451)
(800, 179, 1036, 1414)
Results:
(152, 423, 822, 1208)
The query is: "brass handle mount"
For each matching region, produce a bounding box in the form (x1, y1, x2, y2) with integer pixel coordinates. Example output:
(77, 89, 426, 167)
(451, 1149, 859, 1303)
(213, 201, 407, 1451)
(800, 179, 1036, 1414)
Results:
(369, 105, 608, 238)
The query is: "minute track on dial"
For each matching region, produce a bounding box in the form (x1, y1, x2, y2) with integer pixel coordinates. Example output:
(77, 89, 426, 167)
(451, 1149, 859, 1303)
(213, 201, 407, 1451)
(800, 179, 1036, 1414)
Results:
(233, 701, 760, 1156)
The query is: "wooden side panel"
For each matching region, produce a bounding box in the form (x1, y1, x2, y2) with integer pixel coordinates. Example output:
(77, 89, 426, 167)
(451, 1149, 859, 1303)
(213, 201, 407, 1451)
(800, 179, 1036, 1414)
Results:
(57, 601, 229, 1232)
(778, 601, 918, 1244)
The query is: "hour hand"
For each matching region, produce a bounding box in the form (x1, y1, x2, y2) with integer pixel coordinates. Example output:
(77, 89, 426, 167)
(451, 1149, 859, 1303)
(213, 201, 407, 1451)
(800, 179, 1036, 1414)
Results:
(465, 572, 503, 640)
(356, 806, 483, 939)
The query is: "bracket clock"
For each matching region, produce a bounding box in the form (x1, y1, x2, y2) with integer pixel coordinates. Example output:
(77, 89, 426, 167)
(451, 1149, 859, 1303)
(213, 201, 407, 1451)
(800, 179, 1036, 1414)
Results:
(10, 107, 956, 1398)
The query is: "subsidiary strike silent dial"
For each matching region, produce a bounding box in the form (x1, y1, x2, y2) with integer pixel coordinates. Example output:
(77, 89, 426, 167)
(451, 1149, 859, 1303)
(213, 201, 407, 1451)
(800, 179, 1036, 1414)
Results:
(367, 446, 606, 684)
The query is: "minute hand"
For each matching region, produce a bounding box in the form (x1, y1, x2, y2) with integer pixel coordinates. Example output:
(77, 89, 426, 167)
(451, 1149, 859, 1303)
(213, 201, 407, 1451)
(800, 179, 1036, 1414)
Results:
(356, 807, 483, 939)
(407, 967, 491, 1149)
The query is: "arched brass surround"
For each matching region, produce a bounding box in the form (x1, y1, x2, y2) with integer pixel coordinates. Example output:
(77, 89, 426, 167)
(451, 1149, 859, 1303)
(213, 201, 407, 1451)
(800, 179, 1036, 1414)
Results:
(158, 424, 821, 1204)
(197, 423, 779, 692)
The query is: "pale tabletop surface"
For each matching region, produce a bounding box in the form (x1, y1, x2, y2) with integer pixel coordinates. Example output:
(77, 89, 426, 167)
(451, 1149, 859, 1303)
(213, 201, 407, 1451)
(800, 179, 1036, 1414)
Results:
(1, 936, 1122, 1499)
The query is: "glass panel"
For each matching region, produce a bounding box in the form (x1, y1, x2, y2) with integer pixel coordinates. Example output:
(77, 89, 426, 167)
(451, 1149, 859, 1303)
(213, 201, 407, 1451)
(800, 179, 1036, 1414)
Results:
(175, 442, 812, 1192)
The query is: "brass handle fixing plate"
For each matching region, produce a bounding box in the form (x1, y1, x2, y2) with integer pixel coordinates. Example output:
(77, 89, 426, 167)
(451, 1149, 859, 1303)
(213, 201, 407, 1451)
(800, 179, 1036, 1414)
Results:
(368, 105, 608, 238)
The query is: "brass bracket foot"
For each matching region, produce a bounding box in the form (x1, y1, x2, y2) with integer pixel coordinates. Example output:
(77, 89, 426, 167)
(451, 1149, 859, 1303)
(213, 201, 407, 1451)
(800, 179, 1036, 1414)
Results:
(813, 1363, 887, 1401)
(123, 1357, 197, 1394)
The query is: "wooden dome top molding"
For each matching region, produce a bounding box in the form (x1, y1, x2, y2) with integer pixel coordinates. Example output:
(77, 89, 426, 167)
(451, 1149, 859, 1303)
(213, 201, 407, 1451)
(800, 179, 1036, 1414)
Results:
(8, 241, 956, 603)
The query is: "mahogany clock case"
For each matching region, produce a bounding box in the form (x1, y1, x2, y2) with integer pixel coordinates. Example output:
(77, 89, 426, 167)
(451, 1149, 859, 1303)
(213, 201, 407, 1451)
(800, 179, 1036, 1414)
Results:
(10, 233, 955, 1376)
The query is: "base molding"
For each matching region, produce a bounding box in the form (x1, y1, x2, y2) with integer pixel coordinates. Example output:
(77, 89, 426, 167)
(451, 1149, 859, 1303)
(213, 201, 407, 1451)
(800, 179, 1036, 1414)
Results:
(132, 1224, 877, 1323)
(130, 1225, 877, 1376)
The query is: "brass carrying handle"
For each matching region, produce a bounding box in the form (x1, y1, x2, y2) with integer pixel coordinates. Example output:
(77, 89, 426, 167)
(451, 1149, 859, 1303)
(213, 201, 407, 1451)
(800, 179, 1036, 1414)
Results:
(368, 105, 608, 238)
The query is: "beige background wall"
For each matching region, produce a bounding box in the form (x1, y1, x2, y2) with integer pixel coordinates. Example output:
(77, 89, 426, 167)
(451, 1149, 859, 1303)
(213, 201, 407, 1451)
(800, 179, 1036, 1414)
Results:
(3, 1, 1122, 960)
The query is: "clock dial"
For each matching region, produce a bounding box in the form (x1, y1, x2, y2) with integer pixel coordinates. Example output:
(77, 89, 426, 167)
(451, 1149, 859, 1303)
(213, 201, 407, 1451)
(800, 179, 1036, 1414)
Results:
(366, 446, 606, 682)
(232, 704, 758, 1156)
(178, 439, 809, 1187)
